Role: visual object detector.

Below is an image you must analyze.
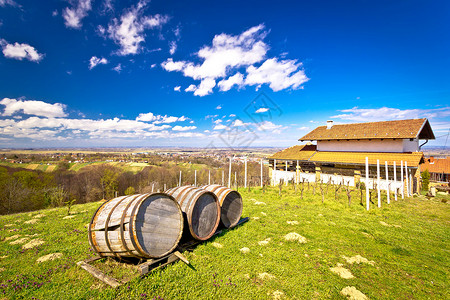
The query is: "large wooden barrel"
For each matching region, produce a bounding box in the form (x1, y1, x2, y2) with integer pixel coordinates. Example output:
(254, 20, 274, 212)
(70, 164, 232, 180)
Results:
(200, 185, 243, 228)
(165, 186, 220, 241)
(88, 193, 183, 259)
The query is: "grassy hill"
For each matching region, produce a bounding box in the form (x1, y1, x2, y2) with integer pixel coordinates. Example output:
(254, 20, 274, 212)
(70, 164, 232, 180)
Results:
(0, 161, 151, 174)
(0, 187, 448, 299)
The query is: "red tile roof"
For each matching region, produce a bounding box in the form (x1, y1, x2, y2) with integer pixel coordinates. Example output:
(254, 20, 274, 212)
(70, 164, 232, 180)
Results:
(299, 118, 435, 141)
(423, 157, 450, 174)
(269, 144, 316, 160)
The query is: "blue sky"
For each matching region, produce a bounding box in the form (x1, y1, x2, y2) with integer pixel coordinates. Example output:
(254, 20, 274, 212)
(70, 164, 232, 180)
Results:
(0, 0, 449, 148)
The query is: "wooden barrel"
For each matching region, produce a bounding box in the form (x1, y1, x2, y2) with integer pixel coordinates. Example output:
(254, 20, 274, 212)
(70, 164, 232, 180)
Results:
(88, 193, 183, 259)
(165, 186, 220, 241)
(200, 185, 243, 228)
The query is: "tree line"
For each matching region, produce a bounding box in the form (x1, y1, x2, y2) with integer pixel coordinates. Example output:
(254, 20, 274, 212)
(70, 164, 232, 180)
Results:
(0, 159, 268, 215)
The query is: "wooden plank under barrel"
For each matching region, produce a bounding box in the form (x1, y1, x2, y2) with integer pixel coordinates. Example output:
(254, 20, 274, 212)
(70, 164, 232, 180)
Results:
(165, 186, 220, 241)
(200, 184, 243, 228)
(88, 193, 183, 259)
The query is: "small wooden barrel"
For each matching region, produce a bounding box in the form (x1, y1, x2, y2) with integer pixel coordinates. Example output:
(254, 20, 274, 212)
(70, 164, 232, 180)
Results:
(88, 193, 183, 259)
(165, 186, 220, 241)
(200, 185, 243, 228)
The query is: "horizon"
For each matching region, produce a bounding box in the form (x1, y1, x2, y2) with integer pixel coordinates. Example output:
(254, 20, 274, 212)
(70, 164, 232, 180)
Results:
(0, 0, 449, 148)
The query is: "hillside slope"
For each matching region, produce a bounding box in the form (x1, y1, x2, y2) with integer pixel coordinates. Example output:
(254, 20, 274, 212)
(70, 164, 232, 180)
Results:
(0, 187, 449, 299)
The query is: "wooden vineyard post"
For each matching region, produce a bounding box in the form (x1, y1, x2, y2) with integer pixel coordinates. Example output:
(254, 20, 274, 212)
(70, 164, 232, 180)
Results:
(222, 170, 224, 186)
(401, 161, 404, 199)
(273, 159, 277, 186)
(365, 157, 370, 210)
(393, 161, 397, 201)
(260, 159, 263, 188)
(244, 157, 247, 188)
(377, 159, 381, 208)
(405, 161, 409, 197)
(285, 160, 288, 186)
(385, 161, 390, 204)
(228, 157, 232, 188)
(208, 170, 211, 185)
(194, 170, 197, 187)
(409, 172, 413, 195)
(179, 171, 182, 187)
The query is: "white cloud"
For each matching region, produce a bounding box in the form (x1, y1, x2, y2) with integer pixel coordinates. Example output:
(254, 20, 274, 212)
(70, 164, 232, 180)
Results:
(0, 39, 43, 62)
(136, 112, 157, 122)
(232, 119, 246, 127)
(89, 56, 108, 69)
(97, 25, 107, 38)
(255, 107, 269, 113)
(161, 24, 309, 96)
(113, 63, 122, 73)
(245, 58, 309, 91)
(150, 63, 156, 68)
(0, 0, 18, 7)
(185, 84, 196, 92)
(63, 0, 92, 29)
(218, 73, 244, 91)
(194, 78, 216, 96)
(213, 119, 222, 124)
(0, 99, 208, 144)
(102, 0, 114, 13)
(136, 112, 188, 124)
(107, 0, 169, 55)
(257, 121, 284, 133)
(172, 125, 196, 131)
(154, 115, 188, 124)
(213, 124, 227, 130)
(162, 58, 185, 71)
(174, 86, 181, 92)
(298, 126, 310, 131)
(216, 105, 222, 110)
(229, 114, 236, 117)
(162, 25, 267, 96)
(169, 41, 177, 55)
(0, 98, 67, 118)
(331, 107, 450, 123)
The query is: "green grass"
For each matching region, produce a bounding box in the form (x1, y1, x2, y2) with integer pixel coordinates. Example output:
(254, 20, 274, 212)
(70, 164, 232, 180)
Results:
(0, 186, 449, 299)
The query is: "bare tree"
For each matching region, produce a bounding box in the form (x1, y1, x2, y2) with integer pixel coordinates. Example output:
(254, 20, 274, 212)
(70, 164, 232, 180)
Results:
(299, 179, 305, 200)
(344, 181, 352, 206)
(319, 180, 325, 203)
(334, 182, 341, 201)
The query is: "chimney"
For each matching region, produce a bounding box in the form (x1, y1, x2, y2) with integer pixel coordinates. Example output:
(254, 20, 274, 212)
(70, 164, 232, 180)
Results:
(326, 120, 333, 129)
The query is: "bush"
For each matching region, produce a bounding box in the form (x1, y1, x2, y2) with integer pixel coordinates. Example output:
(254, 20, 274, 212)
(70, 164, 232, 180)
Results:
(124, 186, 135, 195)
(421, 170, 430, 191)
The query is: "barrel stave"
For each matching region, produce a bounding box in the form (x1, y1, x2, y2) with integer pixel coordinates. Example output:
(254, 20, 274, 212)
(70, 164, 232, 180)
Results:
(89, 193, 183, 259)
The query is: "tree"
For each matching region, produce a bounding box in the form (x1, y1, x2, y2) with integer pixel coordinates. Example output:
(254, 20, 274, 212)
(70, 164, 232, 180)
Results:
(101, 167, 119, 199)
(125, 186, 136, 195)
(49, 186, 67, 207)
(421, 170, 430, 191)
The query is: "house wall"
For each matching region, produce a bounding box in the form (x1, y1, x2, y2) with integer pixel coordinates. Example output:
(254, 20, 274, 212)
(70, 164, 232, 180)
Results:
(403, 138, 419, 152)
(317, 139, 419, 153)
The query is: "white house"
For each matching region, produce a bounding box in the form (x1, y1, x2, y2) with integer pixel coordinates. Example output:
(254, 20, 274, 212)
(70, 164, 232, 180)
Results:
(269, 118, 435, 194)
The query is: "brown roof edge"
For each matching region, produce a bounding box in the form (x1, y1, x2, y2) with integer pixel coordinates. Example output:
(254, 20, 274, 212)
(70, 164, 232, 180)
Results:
(417, 118, 435, 140)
